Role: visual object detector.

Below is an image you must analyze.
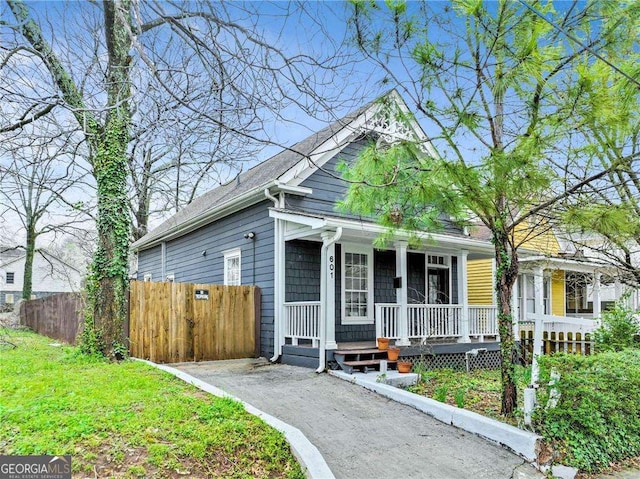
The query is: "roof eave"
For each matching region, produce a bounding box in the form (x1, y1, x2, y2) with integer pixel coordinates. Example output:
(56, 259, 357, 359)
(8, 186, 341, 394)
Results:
(132, 180, 277, 251)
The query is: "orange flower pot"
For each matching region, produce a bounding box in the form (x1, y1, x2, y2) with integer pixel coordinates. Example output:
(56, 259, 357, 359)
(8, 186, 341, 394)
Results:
(387, 347, 400, 361)
(397, 361, 412, 373)
(377, 337, 389, 350)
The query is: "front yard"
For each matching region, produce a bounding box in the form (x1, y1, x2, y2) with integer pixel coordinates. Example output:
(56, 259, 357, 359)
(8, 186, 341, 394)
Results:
(407, 365, 530, 426)
(0, 330, 304, 479)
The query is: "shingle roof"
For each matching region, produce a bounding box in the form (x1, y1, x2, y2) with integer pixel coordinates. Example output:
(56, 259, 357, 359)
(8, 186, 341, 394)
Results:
(132, 96, 383, 250)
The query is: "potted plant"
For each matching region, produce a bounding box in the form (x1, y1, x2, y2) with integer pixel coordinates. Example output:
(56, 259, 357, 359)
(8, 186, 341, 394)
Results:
(377, 337, 389, 350)
(397, 360, 412, 373)
(387, 346, 400, 361)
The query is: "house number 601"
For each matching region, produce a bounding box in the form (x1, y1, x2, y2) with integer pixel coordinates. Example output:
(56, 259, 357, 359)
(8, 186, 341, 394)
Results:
(329, 255, 335, 279)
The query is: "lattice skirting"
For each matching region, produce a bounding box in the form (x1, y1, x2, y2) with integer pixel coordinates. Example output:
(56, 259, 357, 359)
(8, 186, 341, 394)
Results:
(403, 350, 502, 371)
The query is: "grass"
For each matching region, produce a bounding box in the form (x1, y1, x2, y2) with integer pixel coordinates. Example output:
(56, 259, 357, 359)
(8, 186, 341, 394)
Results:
(407, 365, 531, 424)
(0, 329, 304, 479)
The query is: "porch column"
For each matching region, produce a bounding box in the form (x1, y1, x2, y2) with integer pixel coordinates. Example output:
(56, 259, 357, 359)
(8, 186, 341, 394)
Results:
(457, 249, 471, 343)
(395, 240, 410, 346)
(592, 272, 601, 319)
(533, 267, 544, 318)
(322, 231, 338, 350)
(521, 274, 529, 321)
(511, 276, 519, 340)
(615, 278, 623, 302)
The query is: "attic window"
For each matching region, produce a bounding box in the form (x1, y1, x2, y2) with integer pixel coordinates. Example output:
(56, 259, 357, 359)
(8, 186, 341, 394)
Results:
(6, 272, 14, 284)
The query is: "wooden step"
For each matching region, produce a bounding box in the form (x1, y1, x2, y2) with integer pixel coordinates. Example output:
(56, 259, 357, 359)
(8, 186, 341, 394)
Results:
(333, 348, 384, 355)
(343, 359, 397, 367)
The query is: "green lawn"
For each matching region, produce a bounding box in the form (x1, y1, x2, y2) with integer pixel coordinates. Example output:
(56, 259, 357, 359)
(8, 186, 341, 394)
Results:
(0, 329, 304, 479)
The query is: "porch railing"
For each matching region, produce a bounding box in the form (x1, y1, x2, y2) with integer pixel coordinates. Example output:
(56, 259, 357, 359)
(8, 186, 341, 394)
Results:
(284, 301, 321, 346)
(375, 303, 400, 339)
(469, 305, 499, 338)
(408, 304, 462, 338)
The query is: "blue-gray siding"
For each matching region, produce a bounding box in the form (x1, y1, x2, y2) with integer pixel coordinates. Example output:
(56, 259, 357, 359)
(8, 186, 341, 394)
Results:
(136, 201, 275, 358)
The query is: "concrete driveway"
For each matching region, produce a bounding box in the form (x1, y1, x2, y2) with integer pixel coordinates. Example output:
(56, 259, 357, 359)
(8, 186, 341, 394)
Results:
(175, 359, 541, 479)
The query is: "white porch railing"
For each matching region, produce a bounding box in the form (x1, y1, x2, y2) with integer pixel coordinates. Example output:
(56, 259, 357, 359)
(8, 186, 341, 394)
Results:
(375, 303, 400, 339)
(469, 305, 499, 338)
(407, 304, 462, 338)
(284, 301, 321, 346)
(521, 313, 601, 335)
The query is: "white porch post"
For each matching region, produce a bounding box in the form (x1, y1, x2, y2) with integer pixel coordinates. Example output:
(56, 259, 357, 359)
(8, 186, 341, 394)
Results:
(615, 278, 623, 302)
(521, 275, 529, 322)
(322, 232, 338, 350)
(533, 267, 544, 319)
(458, 250, 470, 343)
(592, 272, 601, 319)
(395, 240, 410, 346)
(511, 276, 519, 340)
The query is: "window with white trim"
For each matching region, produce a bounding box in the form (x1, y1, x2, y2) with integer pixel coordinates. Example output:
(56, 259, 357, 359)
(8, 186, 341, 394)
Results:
(342, 244, 374, 324)
(223, 248, 241, 286)
(6, 272, 15, 284)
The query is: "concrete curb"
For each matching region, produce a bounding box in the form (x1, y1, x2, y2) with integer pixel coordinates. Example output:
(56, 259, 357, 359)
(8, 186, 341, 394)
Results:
(133, 359, 335, 479)
(329, 369, 541, 462)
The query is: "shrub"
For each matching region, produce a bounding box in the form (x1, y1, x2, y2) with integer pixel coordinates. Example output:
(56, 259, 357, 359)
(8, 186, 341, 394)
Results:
(534, 350, 640, 472)
(593, 300, 640, 352)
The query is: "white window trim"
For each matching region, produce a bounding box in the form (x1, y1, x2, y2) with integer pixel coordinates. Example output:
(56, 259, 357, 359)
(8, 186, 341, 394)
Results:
(341, 243, 374, 325)
(223, 248, 242, 286)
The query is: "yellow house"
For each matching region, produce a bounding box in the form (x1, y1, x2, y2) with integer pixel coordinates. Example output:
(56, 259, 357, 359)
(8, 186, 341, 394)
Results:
(467, 222, 620, 321)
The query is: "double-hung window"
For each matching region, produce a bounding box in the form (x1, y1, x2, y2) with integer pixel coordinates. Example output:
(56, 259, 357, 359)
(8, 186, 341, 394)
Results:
(342, 244, 373, 324)
(223, 248, 241, 286)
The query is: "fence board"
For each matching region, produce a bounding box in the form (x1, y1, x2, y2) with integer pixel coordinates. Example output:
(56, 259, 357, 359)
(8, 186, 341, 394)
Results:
(19, 293, 85, 344)
(128, 281, 260, 363)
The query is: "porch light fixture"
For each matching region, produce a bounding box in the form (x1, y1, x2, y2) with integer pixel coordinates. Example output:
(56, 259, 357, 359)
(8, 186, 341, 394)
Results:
(244, 232, 255, 239)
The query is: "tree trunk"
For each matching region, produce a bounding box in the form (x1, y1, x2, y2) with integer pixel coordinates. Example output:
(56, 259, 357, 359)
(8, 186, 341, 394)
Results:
(22, 224, 36, 300)
(493, 230, 519, 415)
(86, 0, 132, 359)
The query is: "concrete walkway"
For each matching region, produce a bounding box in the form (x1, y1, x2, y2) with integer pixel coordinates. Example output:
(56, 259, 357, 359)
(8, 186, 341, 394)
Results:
(175, 359, 542, 479)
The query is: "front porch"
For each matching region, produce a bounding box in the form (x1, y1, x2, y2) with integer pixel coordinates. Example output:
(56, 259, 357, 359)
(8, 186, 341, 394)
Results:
(282, 302, 500, 348)
(281, 301, 501, 369)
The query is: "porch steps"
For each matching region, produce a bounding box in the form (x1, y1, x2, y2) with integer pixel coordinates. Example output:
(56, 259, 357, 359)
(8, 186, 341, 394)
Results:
(332, 348, 396, 374)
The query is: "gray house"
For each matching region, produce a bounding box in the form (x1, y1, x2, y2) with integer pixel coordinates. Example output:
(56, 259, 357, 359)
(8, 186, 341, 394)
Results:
(131, 91, 499, 370)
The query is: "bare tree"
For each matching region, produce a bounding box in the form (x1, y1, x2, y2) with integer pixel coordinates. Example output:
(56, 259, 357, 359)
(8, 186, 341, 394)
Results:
(0, 124, 91, 300)
(1, 0, 363, 357)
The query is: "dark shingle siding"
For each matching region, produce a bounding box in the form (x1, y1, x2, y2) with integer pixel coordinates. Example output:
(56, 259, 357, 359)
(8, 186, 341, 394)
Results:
(285, 240, 321, 302)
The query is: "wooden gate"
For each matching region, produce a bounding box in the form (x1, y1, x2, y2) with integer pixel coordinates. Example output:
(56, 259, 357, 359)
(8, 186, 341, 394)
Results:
(129, 281, 260, 363)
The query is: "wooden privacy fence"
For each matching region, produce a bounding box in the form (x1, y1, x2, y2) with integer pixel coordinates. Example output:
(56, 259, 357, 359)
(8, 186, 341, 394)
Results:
(20, 292, 85, 344)
(129, 281, 260, 363)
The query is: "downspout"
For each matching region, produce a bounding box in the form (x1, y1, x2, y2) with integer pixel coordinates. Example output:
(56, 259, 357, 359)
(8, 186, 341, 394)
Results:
(317, 227, 343, 373)
(265, 188, 282, 362)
